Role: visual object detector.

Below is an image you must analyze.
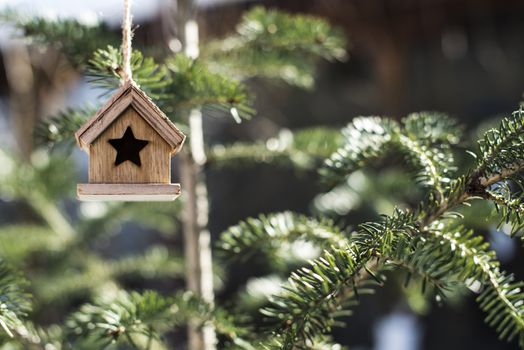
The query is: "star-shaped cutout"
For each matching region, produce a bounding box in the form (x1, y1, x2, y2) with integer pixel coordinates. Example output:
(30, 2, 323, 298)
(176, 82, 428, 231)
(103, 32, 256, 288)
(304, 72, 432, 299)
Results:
(108, 126, 149, 166)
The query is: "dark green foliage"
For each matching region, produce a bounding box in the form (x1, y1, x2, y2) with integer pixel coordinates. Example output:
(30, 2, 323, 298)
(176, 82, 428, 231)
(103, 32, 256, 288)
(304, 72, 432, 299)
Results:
(35, 107, 95, 150)
(86, 46, 254, 121)
(478, 273, 524, 346)
(312, 168, 424, 218)
(0, 321, 63, 349)
(476, 108, 524, 180)
(0, 148, 76, 202)
(486, 179, 524, 236)
(205, 6, 347, 88)
(208, 128, 341, 170)
(473, 108, 524, 241)
(323, 112, 461, 192)
(217, 109, 524, 349)
(2, 10, 116, 65)
(165, 54, 254, 120)
(218, 212, 347, 266)
(0, 260, 31, 338)
(34, 249, 185, 304)
(77, 201, 181, 241)
(258, 335, 346, 350)
(0, 148, 185, 344)
(258, 210, 415, 349)
(18, 6, 348, 144)
(66, 290, 175, 347)
(392, 222, 524, 347)
(37, 44, 256, 148)
(5, 4, 524, 350)
(0, 6, 354, 349)
(322, 117, 397, 186)
(0, 226, 56, 263)
(87, 46, 172, 102)
(66, 290, 244, 348)
(260, 244, 369, 349)
(397, 112, 460, 191)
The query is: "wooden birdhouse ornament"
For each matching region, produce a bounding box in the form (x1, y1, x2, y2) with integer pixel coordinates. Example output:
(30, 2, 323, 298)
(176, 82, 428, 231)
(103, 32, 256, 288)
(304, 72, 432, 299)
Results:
(75, 81, 186, 201)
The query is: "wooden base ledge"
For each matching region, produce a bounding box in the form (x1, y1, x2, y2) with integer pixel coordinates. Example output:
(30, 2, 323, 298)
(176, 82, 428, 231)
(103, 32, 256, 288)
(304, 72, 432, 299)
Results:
(77, 183, 181, 201)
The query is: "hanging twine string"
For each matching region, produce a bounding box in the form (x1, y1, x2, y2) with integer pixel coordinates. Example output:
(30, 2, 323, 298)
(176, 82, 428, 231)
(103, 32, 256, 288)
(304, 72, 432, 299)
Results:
(121, 0, 133, 84)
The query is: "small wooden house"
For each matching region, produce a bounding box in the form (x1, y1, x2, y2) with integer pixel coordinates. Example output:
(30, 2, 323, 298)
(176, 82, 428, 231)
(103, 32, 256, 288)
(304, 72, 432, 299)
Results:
(75, 81, 186, 201)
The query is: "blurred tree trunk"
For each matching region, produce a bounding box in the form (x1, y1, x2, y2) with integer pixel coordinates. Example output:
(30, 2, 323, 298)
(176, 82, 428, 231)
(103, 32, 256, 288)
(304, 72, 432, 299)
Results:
(3, 44, 75, 160)
(4, 45, 37, 160)
(172, 1, 217, 349)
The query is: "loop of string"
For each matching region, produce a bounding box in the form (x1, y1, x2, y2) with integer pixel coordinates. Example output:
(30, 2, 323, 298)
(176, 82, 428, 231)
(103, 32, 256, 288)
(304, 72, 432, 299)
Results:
(121, 0, 133, 84)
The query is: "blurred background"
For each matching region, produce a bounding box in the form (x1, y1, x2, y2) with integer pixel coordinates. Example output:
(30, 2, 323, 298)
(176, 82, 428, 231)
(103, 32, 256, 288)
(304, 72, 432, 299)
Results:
(1, 0, 524, 349)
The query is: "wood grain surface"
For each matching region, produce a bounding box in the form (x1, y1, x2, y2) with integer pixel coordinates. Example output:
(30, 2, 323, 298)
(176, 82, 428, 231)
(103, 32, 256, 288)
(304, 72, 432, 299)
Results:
(77, 183, 181, 201)
(89, 107, 171, 183)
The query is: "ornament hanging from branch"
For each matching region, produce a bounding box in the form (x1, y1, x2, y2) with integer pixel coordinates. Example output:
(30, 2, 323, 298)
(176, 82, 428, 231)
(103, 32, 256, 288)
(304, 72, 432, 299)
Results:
(75, 0, 185, 201)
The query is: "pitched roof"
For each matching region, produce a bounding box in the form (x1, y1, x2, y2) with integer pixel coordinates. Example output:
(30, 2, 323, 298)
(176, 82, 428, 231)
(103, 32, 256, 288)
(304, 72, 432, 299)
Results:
(75, 81, 185, 155)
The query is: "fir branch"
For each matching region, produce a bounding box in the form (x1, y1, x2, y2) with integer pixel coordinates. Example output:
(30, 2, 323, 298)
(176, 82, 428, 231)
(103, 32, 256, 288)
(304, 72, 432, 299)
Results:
(396, 113, 459, 194)
(479, 274, 524, 345)
(402, 111, 462, 145)
(473, 109, 524, 235)
(322, 117, 398, 186)
(78, 201, 181, 242)
(217, 211, 348, 264)
(204, 6, 347, 88)
(36, 249, 184, 303)
(165, 54, 254, 120)
(66, 290, 175, 348)
(323, 113, 459, 195)
(0, 149, 76, 241)
(235, 7, 346, 61)
(35, 106, 95, 150)
(0, 321, 63, 350)
(419, 175, 470, 227)
(397, 134, 447, 190)
(389, 221, 524, 346)
(87, 46, 172, 103)
(426, 224, 524, 346)
(0, 226, 56, 263)
(260, 209, 415, 349)
(476, 108, 524, 183)
(208, 128, 341, 170)
(171, 291, 247, 341)
(2, 10, 117, 66)
(66, 290, 246, 348)
(262, 109, 524, 348)
(111, 247, 185, 279)
(260, 245, 372, 349)
(0, 149, 75, 203)
(0, 260, 31, 338)
(386, 237, 458, 298)
(258, 335, 346, 350)
(485, 180, 524, 236)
